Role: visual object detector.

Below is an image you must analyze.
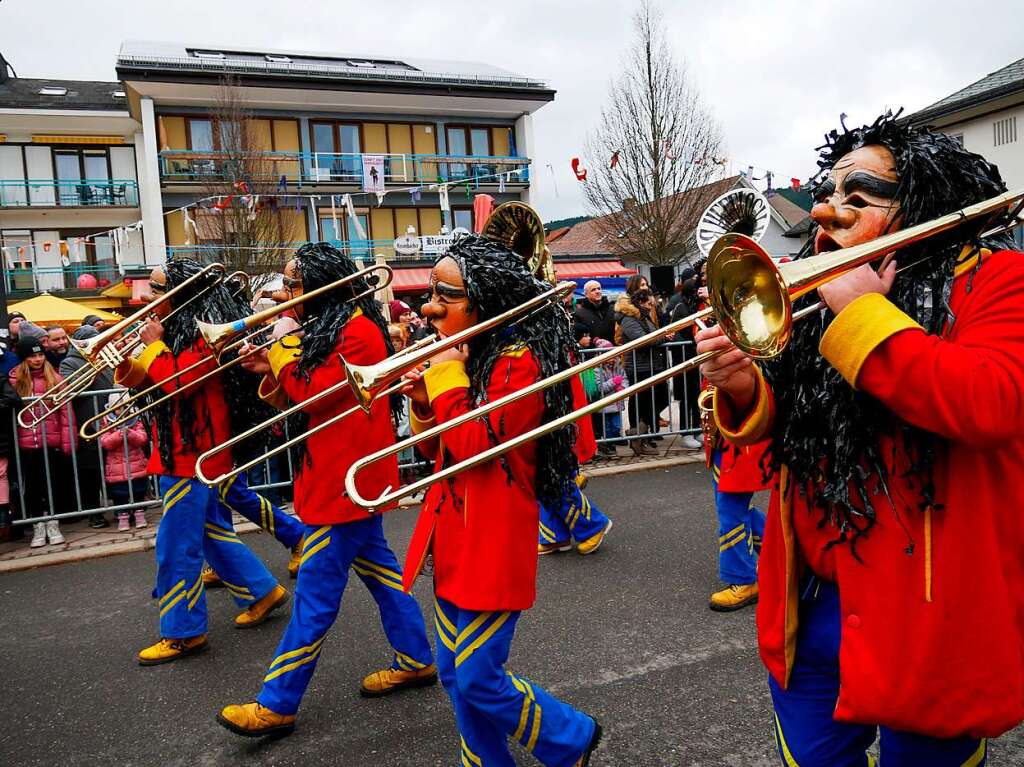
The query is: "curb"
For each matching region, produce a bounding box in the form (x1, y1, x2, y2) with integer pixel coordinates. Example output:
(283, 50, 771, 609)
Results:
(0, 454, 703, 575)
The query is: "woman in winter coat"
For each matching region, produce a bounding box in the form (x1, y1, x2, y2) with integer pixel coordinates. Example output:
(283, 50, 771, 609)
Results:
(9, 335, 75, 547)
(99, 388, 150, 531)
(614, 275, 672, 456)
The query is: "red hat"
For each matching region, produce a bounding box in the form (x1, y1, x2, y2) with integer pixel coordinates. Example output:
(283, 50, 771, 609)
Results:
(389, 299, 411, 318)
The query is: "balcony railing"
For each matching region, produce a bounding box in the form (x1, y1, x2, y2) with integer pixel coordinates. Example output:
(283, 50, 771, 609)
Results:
(166, 238, 444, 265)
(0, 179, 140, 208)
(158, 151, 530, 187)
(3, 263, 147, 294)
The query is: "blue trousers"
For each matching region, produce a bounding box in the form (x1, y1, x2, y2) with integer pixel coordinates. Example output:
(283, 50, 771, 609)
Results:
(217, 473, 304, 550)
(434, 597, 595, 767)
(770, 578, 987, 766)
(538, 482, 611, 546)
(712, 448, 765, 584)
(257, 516, 433, 715)
(155, 476, 278, 639)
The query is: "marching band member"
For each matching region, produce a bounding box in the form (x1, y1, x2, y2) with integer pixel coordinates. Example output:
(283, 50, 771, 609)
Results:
(217, 242, 435, 738)
(538, 374, 613, 556)
(116, 258, 289, 666)
(698, 114, 1024, 765)
(402, 234, 602, 767)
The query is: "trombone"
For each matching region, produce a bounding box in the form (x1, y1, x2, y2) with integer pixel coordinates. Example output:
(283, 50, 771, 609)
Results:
(193, 336, 437, 486)
(343, 187, 1024, 512)
(197, 264, 392, 355)
(16, 262, 227, 429)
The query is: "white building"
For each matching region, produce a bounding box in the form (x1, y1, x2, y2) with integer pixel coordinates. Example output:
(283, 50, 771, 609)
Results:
(0, 77, 149, 298)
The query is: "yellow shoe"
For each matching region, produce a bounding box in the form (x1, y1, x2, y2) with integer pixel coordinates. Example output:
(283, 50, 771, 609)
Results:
(137, 635, 208, 666)
(709, 583, 759, 612)
(217, 702, 295, 738)
(202, 564, 222, 588)
(577, 520, 613, 556)
(287, 537, 303, 579)
(234, 584, 289, 629)
(538, 540, 572, 555)
(359, 663, 438, 698)
(575, 473, 589, 490)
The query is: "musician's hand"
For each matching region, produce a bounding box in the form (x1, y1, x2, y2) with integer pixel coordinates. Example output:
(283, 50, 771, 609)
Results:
(140, 317, 164, 345)
(695, 325, 756, 413)
(401, 366, 430, 412)
(430, 343, 469, 366)
(818, 261, 896, 315)
(239, 342, 271, 374)
(272, 316, 302, 340)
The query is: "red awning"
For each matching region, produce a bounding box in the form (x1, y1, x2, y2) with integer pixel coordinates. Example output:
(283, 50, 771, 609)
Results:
(390, 267, 433, 292)
(554, 260, 635, 279)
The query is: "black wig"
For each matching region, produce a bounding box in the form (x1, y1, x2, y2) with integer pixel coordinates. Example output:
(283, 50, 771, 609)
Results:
(285, 242, 398, 472)
(154, 258, 273, 472)
(441, 234, 578, 508)
(763, 110, 1013, 552)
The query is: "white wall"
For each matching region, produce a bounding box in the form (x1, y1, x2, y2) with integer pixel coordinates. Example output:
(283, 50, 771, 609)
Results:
(945, 105, 1024, 189)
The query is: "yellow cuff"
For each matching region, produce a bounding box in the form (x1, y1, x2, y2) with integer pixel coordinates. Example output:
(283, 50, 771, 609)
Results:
(819, 293, 922, 388)
(424, 361, 470, 404)
(267, 335, 303, 379)
(258, 375, 289, 411)
(714, 365, 772, 446)
(136, 340, 170, 374)
(113, 359, 146, 388)
(410, 407, 437, 435)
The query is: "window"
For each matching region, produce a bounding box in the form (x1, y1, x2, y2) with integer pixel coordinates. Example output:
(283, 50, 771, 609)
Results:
(319, 212, 370, 257)
(452, 208, 473, 231)
(348, 60, 376, 68)
(310, 121, 361, 179)
(188, 118, 214, 151)
(265, 54, 291, 63)
(38, 87, 68, 96)
(446, 125, 494, 181)
(994, 116, 1018, 147)
(193, 50, 225, 59)
(53, 149, 111, 205)
(112, 90, 126, 99)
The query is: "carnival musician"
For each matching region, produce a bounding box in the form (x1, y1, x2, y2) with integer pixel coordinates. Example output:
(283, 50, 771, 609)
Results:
(697, 113, 1024, 765)
(116, 257, 290, 666)
(400, 234, 602, 767)
(217, 242, 435, 739)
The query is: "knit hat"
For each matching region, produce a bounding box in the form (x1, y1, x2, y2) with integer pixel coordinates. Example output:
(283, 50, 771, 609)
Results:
(72, 325, 99, 341)
(81, 314, 103, 327)
(594, 338, 614, 349)
(8, 311, 25, 322)
(15, 335, 44, 361)
(389, 299, 412, 319)
(18, 321, 46, 341)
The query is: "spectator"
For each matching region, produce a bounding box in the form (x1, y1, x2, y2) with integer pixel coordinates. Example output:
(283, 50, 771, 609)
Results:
(614, 274, 672, 456)
(592, 338, 628, 454)
(388, 323, 408, 353)
(60, 324, 114, 529)
(45, 326, 70, 368)
(8, 311, 25, 341)
(9, 335, 74, 548)
(390, 298, 430, 342)
(99, 388, 150, 532)
(573, 280, 615, 346)
(0, 365, 17, 541)
(80, 314, 105, 332)
(670, 260, 705, 449)
(664, 268, 695, 317)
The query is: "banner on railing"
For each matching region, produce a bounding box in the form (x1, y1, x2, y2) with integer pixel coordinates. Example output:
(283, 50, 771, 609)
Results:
(362, 155, 385, 193)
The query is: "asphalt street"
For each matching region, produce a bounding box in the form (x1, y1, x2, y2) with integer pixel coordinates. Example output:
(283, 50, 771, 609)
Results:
(1, 465, 1022, 766)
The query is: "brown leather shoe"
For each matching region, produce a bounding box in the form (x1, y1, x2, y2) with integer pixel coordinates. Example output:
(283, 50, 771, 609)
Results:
(217, 702, 295, 738)
(234, 584, 289, 629)
(360, 663, 438, 697)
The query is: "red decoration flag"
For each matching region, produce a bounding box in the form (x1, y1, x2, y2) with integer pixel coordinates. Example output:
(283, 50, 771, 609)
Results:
(610, 151, 620, 169)
(571, 157, 587, 181)
(791, 177, 802, 191)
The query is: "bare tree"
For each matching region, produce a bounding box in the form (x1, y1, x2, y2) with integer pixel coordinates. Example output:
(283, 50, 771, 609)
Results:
(584, 1, 726, 268)
(193, 76, 298, 287)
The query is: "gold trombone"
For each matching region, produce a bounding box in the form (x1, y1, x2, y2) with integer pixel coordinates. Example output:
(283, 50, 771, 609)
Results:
(342, 187, 1024, 511)
(193, 336, 437, 486)
(80, 264, 394, 440)
(16, 262, 227, 429)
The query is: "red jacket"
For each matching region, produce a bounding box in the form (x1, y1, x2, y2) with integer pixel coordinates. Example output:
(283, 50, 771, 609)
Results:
(403, 347, 542, 611)
(261, 312, 398, 526)
(716, 249, 1024, 738)
(116, 338, 232, 478)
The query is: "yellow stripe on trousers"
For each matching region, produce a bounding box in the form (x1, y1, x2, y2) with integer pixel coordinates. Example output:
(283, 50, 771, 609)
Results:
(456, 612, 511, 668)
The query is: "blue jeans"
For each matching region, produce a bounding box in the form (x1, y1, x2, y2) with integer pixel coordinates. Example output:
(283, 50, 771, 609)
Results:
(769, 578, 988, 766)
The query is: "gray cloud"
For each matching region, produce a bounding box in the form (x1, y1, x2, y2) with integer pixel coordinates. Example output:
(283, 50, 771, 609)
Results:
(3, 0, 1020, 220)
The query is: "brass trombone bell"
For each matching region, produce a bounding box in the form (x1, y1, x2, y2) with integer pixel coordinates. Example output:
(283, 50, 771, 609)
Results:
(482, 201, 552, 281)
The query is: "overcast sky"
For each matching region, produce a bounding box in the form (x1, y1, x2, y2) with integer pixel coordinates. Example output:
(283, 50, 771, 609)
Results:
(2, 0, 1021, 220)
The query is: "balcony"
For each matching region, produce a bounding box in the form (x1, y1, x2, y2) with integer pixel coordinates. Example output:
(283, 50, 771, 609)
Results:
(158, 151, 530, 187)
(3, 263, 147, 295)
(0, 179, 140, 208)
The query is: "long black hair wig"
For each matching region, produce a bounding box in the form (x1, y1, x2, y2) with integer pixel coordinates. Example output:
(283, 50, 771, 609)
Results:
(441, 234, 578, 508)
(155, 258, 272, 472)
(285, 241, 398, 472)
(762, 111, 1013, 552)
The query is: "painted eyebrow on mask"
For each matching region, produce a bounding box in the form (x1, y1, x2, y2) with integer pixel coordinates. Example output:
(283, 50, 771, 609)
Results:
(432, 281, 467, 299)
(842, 171, 898, 200)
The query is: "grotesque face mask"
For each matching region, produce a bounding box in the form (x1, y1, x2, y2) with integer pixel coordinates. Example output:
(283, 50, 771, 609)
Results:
(144, 267, 171, 319)
(811, 144, 901, 254)
(420, 257, 479, 339)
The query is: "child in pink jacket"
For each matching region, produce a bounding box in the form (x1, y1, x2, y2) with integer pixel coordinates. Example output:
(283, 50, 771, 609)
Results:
(99, 389, 150, 531)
